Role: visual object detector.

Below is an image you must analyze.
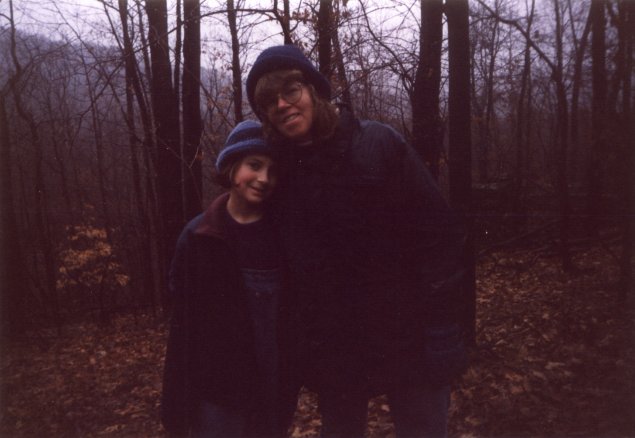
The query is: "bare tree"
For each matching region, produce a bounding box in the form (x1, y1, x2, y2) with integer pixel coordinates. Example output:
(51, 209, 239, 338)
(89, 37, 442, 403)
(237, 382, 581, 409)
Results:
(317, 0, 333, 78)
(331, 0, 353, 109)
(0, 88, 30, 337)
(227, 0, 244, 123)
(412, 0, 443, 178)
(174, 0, 182, 122)
(479, 0, 573, 270)
(274, 0, 293, 43)
(80, 49, 119, 323)
(116, 0, 160, 313)
(510, 0, 536, 229)
(617, 0, 634, 302)
(6, 0, 62, 331)
(471, 0, 505, 183)
(447, 0, 475, 345)
(586, 0, 607, 236)
(553, 0, 572, 271)
(182, 0, 203, 220)
(146, 0, 182, 302)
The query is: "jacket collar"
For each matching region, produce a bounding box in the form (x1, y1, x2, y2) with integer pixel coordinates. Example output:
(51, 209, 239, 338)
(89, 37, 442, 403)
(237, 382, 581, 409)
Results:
(282, 106, 359, 173)
(194, 192, 230, 239)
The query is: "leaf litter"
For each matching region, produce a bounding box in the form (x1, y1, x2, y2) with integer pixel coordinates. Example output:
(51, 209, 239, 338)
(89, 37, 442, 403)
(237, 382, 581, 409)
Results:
(1, 240, 634, 437)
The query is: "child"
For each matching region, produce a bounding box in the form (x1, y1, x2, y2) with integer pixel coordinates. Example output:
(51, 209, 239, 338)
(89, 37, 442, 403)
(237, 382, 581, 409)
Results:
(161, 120, 292, 437)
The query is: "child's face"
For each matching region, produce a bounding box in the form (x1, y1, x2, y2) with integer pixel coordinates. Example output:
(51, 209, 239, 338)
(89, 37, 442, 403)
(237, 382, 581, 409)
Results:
(231, 154, 278, 205)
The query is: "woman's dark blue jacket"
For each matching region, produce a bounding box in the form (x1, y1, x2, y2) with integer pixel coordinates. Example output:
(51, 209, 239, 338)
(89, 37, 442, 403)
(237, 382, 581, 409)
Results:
(160, 193, 292, 435)
(270, 109, 468, 396)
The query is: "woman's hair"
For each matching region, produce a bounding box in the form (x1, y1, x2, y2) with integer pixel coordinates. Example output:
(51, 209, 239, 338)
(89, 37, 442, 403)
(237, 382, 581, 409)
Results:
(254, 69, 339, 143)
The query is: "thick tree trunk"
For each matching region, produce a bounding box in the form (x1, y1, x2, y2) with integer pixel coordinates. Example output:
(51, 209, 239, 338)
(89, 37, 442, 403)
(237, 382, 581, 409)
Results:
(182, 0, 202, 221)
(447, 0, 475, 346)
(146, 0, 182, 306)
(412, 0, 443, 179)
(318, 0, 333, 78)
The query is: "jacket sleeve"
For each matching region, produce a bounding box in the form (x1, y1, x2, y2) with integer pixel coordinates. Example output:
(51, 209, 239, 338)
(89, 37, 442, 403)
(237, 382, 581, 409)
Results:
(161, 226, 194, 436)
(390, 129, 469, 386)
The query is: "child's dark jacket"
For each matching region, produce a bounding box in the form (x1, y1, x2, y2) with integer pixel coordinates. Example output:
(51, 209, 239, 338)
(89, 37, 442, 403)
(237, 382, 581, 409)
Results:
(160, 193, 291, 435)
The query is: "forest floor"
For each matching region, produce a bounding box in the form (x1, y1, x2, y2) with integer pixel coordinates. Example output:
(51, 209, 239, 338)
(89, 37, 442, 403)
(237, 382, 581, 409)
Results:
(1, 234, 635, 437)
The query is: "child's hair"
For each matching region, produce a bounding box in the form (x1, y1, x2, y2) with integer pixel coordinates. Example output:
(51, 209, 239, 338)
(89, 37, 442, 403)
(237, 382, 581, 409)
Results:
(213, 159, 242, 189)
(254, 69, 339, 143)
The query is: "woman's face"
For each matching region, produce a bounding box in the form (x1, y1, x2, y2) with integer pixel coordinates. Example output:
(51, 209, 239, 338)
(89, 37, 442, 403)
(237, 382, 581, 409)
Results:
(263, 81, 315, 142)
(231, 154, 278, 205)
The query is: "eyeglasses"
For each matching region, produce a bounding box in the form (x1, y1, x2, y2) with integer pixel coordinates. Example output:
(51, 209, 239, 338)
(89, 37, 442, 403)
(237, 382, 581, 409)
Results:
(260, 82, 304, 113)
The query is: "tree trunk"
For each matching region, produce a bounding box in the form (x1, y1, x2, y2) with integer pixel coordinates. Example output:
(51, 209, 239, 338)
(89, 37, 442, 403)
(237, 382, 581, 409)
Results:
(0, 92, 30, 338)
(412, 0, 443, 179)
(7, 0, 61, 332)
(118, 0, 157, 313)
(83, 60, 117, 324)
(511, 0, 536, 232)
(570, 8, 592, 190)
(332, 0, 353, 110)
(587, 0, 607, 237)
(174, 0, 182, 123)
(318, 0, 333, 78)
(446, 0, 475, 346)
(182, 0, 202, 221)
(618, 0, 634, 302)
(271, 0, 293, 44)
(227, 0, 244, 123)
(476, 9, 501, 184)
(146, 0, 182, 306)
(554, 0, 572, 271)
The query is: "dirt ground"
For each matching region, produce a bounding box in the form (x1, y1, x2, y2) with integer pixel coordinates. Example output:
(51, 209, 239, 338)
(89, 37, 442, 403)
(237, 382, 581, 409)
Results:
(2, 240, 634, 437)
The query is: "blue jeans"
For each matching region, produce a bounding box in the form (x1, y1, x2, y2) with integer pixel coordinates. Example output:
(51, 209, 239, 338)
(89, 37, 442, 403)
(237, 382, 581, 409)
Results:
(243, 268, 281, 434)
(320, 385, 451, 438)
(389, 385, 451, 438)
(191, 269, 285, 437)
(191, 401, 247, 438)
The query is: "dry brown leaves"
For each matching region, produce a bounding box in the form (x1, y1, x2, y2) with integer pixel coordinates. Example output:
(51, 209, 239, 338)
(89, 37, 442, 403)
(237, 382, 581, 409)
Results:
(450, 242, 635, 437)
(1, 315, 167, 437)
(1, 240, 634, 437)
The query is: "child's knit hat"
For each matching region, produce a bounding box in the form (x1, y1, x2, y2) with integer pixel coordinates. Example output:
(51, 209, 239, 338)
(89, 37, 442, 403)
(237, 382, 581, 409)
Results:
(246, 44, 331, 112)
(216, 120, 271, 170)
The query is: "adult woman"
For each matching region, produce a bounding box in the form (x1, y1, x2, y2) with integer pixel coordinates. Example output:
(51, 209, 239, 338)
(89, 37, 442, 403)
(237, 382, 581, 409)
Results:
(246, 45, 467, 438)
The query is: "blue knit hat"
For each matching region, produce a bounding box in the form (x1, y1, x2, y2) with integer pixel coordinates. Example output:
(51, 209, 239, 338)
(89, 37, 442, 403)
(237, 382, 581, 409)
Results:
(246, 44, 331, 113)
(216, 120, 272, 171)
